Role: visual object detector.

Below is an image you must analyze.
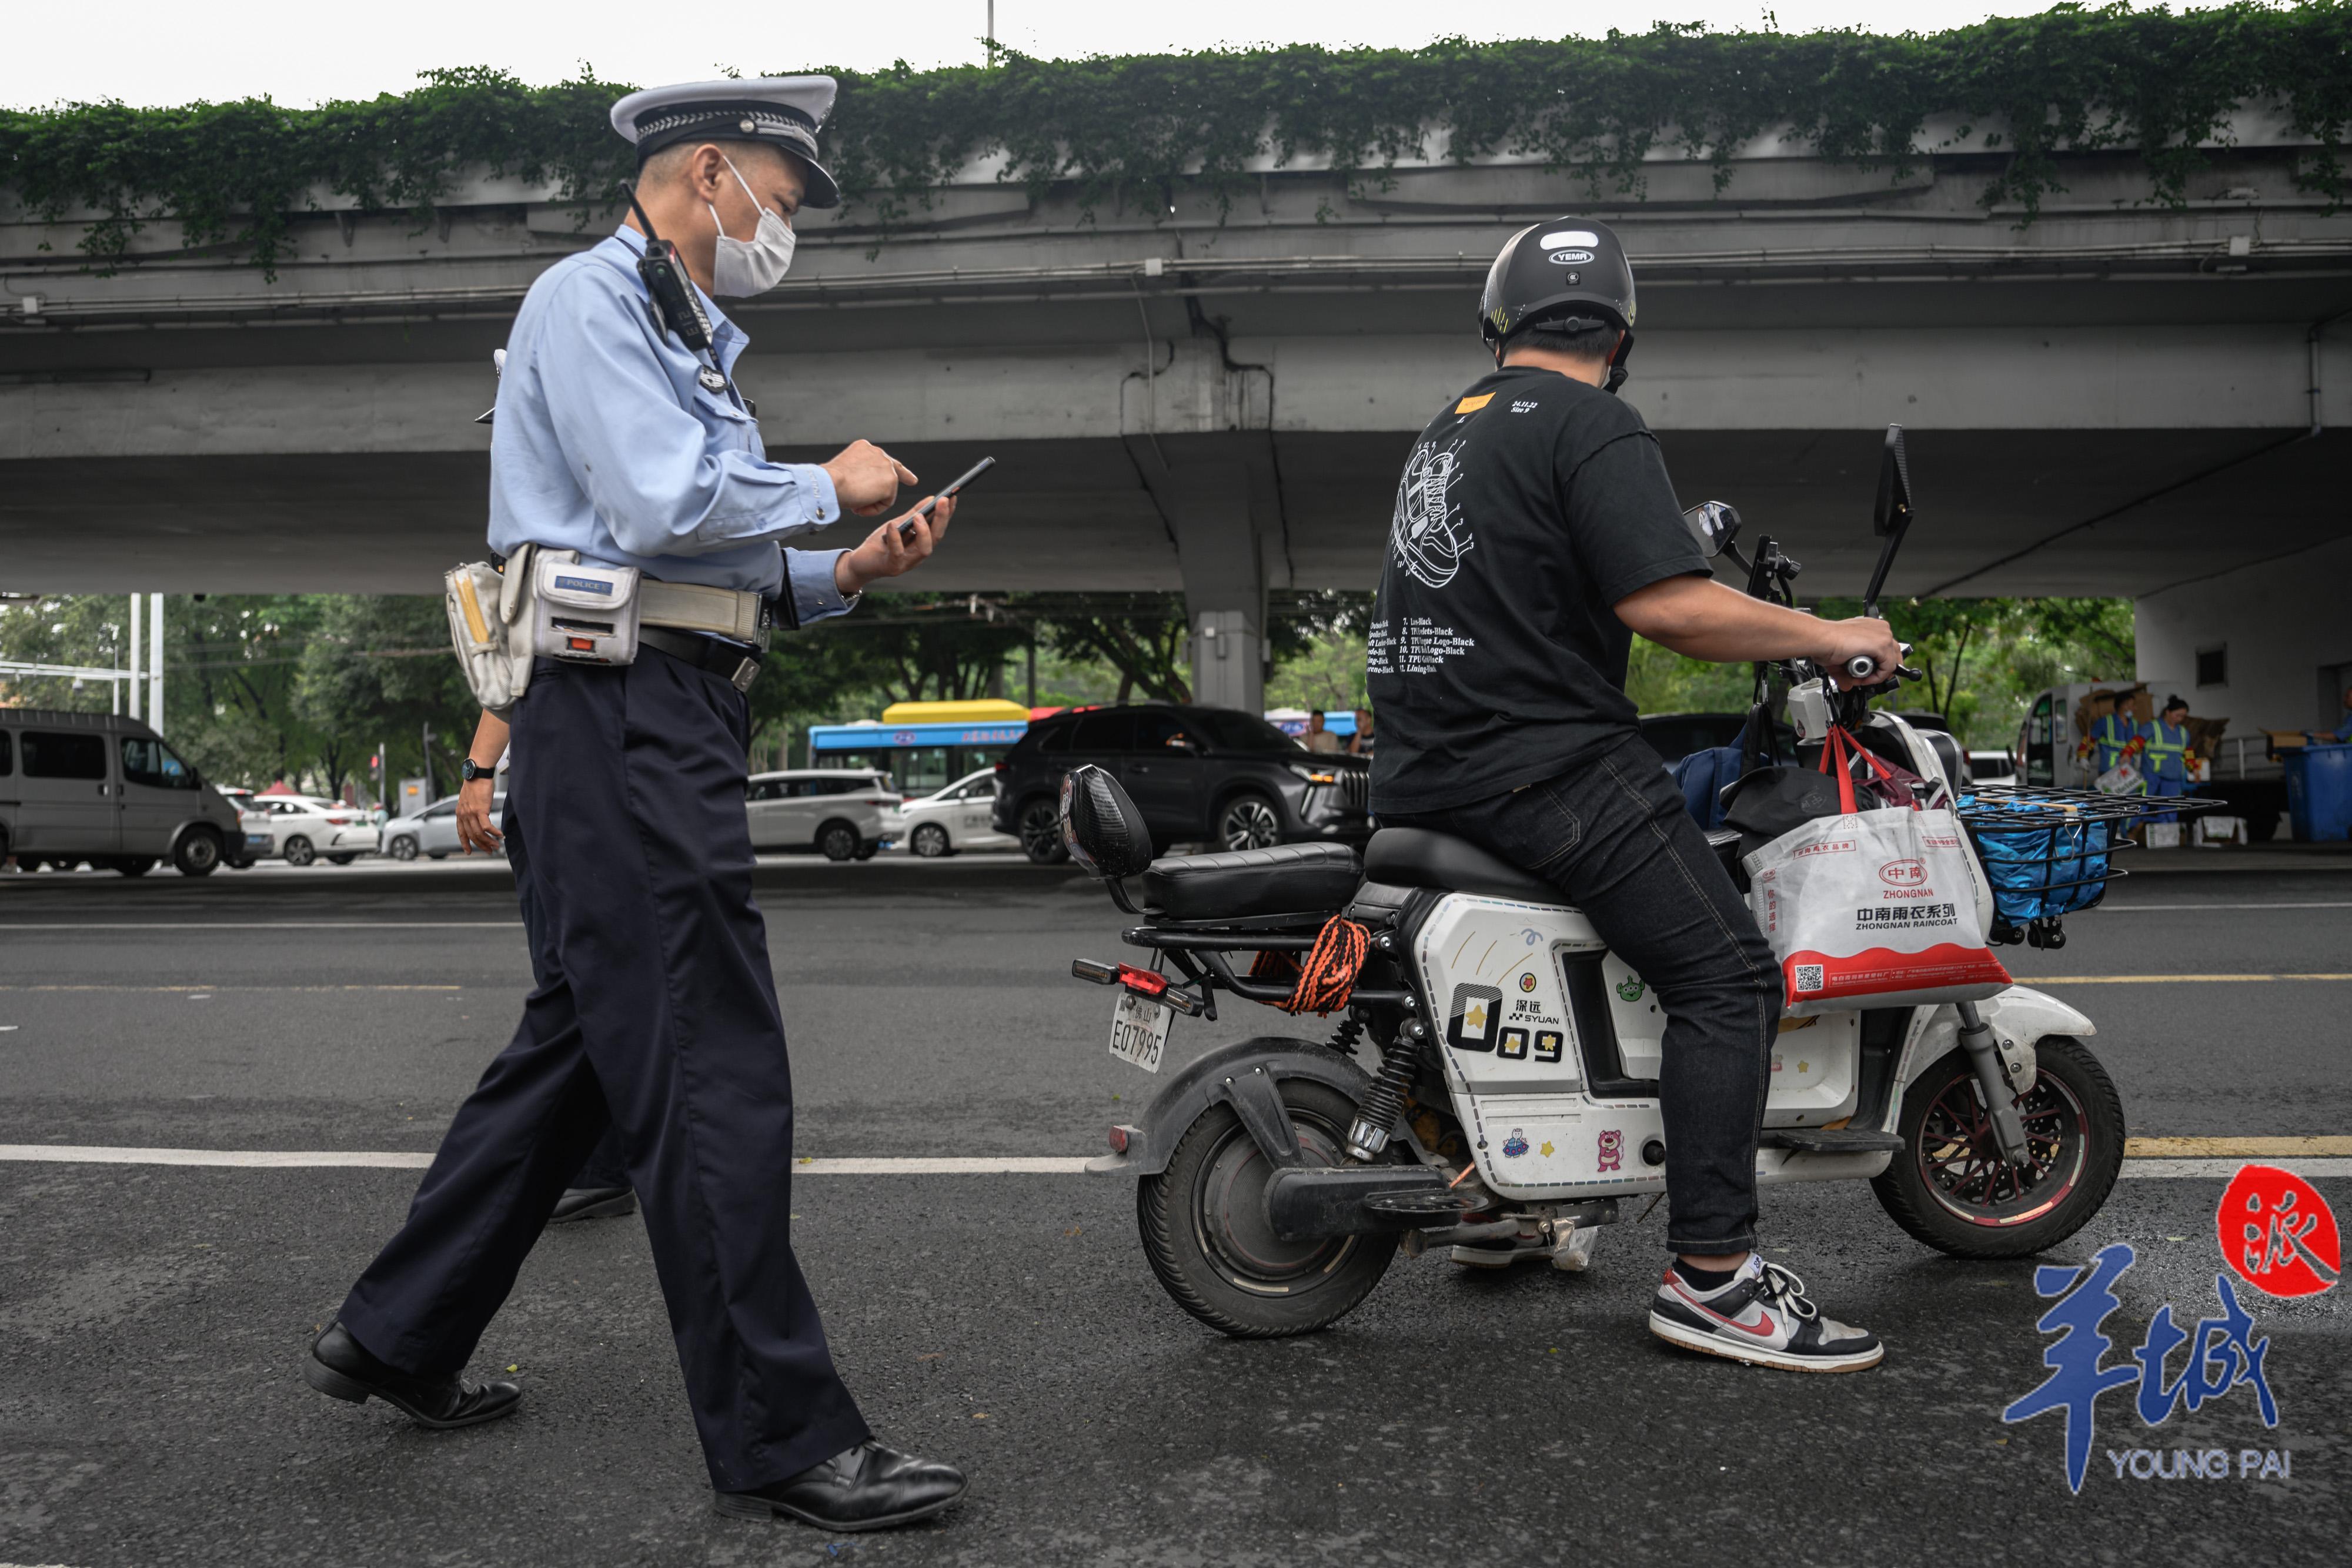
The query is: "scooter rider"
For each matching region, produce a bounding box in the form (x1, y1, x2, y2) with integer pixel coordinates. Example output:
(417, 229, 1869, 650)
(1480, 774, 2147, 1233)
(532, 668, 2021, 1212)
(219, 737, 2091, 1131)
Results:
(1369, 219, 1903, 1373)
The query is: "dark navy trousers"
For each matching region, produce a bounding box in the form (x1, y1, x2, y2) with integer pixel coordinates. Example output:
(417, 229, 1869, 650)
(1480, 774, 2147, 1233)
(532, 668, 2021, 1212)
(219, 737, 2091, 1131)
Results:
(339, 648, 868, 1490)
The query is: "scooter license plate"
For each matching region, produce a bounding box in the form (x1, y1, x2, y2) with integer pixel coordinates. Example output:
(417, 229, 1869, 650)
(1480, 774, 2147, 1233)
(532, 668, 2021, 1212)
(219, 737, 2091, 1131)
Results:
(1108, 990, 1174, 1074)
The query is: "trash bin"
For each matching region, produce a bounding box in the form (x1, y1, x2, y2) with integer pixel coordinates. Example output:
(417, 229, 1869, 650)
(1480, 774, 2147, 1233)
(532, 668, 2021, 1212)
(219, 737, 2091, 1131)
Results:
(2281, 744, 2352, 842)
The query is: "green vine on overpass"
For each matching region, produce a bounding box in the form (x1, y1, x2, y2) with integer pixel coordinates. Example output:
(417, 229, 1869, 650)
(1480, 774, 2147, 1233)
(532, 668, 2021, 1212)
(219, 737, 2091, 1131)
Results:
(5, 3, 2350, 277)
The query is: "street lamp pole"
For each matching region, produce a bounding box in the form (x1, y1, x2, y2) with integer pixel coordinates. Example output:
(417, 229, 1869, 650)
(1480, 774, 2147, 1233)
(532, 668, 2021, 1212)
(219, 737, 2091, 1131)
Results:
(148, 593, 165, 737)
(126, 595, 142, 722)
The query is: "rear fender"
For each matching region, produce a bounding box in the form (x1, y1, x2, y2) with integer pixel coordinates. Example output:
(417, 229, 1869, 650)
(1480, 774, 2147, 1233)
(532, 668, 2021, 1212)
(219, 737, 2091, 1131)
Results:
(1085, 1035, 1370, 1177)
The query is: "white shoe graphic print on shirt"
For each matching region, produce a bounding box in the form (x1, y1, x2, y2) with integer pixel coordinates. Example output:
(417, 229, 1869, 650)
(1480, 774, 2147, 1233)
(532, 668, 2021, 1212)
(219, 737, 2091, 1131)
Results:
(1391, 437, 1470, 589)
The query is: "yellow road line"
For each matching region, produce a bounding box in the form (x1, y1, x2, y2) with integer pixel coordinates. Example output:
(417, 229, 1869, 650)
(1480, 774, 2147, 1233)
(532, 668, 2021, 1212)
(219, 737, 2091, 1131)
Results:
(2029, 974, 2352, 984)
(2127, 1136, 2352, 1158)
(0, 984, 463, 992)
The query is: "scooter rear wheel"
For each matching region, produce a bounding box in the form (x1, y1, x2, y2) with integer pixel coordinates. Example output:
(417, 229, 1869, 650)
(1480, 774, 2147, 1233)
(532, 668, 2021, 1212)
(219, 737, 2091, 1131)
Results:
(1870, 1034, 2124, 1259)
(1137, 1078, 1398, 1338)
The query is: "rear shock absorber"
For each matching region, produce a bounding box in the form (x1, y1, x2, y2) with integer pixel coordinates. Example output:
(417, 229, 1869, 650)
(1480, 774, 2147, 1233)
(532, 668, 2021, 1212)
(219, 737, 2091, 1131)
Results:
(1344, 1016, 1426, 1162)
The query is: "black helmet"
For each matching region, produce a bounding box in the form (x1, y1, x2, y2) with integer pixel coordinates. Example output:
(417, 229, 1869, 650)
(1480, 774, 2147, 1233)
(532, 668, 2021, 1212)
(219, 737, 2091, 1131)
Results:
(1479, 218, 1637, 391)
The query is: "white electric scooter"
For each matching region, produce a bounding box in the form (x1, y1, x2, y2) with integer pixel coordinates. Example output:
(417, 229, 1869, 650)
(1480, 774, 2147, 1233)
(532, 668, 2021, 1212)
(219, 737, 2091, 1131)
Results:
(1063, 427, 2176, 1338)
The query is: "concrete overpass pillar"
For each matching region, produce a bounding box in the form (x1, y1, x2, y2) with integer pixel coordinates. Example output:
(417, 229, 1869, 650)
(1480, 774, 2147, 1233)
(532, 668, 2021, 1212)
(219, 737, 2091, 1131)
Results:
(1165, 460, 1265, 714)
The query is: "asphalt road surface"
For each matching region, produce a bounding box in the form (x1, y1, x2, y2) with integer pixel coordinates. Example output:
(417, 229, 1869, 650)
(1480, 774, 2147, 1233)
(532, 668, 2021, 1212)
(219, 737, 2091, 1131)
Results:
(2, 851, 2347, 1566)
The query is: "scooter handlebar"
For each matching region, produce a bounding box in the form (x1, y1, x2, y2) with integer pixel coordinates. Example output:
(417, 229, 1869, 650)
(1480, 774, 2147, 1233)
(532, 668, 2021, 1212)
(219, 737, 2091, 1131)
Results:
(1842, 643, 1916, 684)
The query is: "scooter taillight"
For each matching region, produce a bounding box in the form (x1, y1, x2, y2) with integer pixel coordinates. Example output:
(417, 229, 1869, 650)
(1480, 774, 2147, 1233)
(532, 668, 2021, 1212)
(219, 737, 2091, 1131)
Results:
(1115, 964, 1167, 996)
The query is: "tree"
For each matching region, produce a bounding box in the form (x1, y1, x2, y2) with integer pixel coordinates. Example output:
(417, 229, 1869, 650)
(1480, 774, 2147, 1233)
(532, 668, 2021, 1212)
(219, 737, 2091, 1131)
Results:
(1034, 605, 1190, 704)
(172, 596, 328, 789)
(293, 596, 476, 800)
(0, 593, 136, 711)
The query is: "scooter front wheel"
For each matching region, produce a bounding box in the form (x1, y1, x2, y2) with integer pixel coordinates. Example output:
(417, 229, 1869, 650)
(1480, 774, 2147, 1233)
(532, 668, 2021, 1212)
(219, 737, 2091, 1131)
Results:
(1870, 1034, 2124, 1259)
(1137, 1078, 1398, 1338)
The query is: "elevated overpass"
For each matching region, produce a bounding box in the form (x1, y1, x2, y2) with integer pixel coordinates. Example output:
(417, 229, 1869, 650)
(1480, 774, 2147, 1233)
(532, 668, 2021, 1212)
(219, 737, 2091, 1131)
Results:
(5, 113, 2350, 712)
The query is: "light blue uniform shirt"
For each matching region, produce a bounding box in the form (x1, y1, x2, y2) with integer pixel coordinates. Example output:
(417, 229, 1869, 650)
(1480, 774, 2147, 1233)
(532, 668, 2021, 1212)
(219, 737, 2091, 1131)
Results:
(488, 226, 851, 620)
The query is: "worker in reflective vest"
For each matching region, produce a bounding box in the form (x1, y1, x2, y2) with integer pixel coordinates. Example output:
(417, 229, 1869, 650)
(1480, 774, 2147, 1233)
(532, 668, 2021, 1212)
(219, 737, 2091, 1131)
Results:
(2079, 693, 2145, 791)
(2141, 695, 2197, 825)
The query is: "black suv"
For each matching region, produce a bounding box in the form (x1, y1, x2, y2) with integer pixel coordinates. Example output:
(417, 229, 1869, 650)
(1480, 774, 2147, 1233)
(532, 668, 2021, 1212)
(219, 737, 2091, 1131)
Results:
(993, 705, 1371, 863)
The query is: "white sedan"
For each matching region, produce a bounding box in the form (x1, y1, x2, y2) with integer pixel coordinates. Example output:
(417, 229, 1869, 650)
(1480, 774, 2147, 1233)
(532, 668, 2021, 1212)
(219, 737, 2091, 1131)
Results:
(900, 769, 1015, 858)
(242, 796, 382, 866)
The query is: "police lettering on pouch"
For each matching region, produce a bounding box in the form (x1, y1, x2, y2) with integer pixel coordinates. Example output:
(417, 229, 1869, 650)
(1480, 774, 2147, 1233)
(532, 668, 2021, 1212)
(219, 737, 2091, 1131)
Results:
(306, 76, 970, 1534)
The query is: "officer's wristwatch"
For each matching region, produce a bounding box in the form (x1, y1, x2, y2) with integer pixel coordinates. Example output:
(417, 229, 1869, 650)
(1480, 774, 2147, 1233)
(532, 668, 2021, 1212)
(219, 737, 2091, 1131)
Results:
(461, 758, 495, 783)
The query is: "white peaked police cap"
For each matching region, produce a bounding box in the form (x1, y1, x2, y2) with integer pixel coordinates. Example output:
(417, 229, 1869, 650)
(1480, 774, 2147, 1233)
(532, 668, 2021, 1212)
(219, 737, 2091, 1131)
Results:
(609, 76, 843, 209)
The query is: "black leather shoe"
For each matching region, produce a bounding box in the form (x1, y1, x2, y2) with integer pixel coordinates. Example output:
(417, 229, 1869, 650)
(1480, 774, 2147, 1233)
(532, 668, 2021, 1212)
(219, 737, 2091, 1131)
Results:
(714, 1440, 967, 1532)
(549, 1186, 637, 1223)
(305, 1322, 522, 1430)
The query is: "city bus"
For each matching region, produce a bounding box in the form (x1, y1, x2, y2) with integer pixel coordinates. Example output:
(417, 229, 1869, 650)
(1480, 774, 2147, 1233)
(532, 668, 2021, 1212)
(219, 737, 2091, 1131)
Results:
(805, 700, 1037, 795)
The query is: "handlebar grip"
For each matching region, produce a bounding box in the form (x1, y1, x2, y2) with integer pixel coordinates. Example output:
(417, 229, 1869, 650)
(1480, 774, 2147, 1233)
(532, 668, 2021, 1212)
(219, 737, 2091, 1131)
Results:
(1842, 641, 1915, 684)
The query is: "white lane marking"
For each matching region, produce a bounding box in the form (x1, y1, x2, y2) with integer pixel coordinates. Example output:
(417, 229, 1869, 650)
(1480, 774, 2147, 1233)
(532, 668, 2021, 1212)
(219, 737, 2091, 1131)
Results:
(2102, 902, 2352, 911)
(2121, 1158, 2352, 1179)
(0, 1146, 434, 1168)
(0, 922, 523, 930)
(0, 1147, 2343, 1178)
(0, 1146, 1091, 1173)
(793, 1157, 1095, 1174)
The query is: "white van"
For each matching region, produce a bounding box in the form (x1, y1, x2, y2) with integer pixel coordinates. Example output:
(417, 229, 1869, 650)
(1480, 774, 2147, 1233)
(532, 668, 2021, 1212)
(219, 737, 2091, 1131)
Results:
(0, 710, 247, 875)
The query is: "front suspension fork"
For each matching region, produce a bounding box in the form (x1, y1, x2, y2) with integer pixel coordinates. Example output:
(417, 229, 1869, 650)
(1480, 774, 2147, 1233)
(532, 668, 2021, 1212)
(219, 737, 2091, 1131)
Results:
(1955, 1000, 2031, 1167)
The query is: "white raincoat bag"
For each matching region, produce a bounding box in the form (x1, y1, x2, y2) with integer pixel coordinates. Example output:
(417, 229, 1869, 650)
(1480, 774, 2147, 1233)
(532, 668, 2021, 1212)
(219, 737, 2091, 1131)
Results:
(1745, 728, 2010, 1016)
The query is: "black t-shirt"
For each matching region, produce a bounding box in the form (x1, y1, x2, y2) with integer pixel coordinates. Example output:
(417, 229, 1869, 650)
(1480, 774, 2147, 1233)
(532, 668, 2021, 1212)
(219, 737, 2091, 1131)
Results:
(1367, 365, 1709, 814)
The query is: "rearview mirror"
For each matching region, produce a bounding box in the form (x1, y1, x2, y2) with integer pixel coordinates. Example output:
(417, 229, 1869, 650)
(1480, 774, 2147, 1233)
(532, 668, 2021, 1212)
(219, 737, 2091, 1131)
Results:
(1873, 425, 1912, 538)
(1681, 499, 1742, 558)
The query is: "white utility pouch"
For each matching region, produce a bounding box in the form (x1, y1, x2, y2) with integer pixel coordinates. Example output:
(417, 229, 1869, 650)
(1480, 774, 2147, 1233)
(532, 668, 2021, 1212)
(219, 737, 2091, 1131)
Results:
(445, 540, 537, 716)
(530, 551, 643, 664)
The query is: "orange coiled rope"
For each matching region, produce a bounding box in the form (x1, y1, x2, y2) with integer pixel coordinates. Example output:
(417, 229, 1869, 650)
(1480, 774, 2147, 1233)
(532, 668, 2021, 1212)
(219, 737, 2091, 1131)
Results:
(1274, 915, 1371, 1016)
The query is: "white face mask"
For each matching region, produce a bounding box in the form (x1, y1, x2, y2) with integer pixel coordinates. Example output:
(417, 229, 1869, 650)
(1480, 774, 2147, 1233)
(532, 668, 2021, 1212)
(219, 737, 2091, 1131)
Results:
(707, 156, 796, 297)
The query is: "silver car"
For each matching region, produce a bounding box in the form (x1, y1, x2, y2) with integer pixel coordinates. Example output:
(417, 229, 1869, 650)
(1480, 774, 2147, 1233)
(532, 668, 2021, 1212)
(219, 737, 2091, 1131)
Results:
(0, 709, 244, 877)
(382, 794, 506, 861)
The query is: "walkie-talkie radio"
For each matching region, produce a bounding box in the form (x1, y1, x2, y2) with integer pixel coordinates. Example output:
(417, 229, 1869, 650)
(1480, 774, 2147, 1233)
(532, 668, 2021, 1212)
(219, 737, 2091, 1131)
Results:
(624, 183, 734, 398)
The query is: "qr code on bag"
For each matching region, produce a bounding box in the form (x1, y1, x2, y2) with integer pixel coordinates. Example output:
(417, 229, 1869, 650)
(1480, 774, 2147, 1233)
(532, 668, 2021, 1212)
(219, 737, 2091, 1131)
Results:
(1794, 964, 1825, 993)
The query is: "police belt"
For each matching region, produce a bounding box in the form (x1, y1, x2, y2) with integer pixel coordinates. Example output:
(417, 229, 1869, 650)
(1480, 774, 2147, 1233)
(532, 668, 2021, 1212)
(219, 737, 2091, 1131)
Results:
(640, 626, 764, 692)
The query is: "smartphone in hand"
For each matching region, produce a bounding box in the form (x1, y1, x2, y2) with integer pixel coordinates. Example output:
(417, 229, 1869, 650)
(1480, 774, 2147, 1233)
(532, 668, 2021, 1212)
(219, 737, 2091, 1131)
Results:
(898, 456, 995, 540)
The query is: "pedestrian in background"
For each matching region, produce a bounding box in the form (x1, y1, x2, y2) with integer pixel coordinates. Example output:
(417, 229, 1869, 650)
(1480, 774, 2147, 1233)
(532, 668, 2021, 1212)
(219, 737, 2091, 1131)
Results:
(1347, 706, 1374, 758)
(305, 76, 968, 1534)
(1302, 711, 1343, 754)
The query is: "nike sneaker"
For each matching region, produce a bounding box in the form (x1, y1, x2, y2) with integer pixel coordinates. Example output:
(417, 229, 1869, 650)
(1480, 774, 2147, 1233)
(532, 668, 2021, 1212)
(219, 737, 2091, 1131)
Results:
(1648, 1255, 1883, 1372)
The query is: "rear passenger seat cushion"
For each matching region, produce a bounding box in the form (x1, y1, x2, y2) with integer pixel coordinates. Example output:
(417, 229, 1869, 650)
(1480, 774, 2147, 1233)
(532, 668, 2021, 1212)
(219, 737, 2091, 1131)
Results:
(1142, 843, 1363, 922)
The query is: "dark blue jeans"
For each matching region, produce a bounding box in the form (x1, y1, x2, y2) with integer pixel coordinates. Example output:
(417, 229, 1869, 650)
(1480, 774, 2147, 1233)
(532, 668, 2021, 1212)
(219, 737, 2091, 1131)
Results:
(1384, 733, 1780, 1255)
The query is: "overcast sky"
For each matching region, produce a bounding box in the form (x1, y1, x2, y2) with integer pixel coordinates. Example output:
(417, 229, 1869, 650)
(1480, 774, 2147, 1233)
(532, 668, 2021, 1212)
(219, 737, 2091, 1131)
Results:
(4, 2, 2151, 112)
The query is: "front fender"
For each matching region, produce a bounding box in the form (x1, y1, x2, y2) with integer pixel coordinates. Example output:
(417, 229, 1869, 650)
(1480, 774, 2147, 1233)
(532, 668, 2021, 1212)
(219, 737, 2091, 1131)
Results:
(1085, 1035, 1369, 1178)
(1890, 986, 2094, 1101)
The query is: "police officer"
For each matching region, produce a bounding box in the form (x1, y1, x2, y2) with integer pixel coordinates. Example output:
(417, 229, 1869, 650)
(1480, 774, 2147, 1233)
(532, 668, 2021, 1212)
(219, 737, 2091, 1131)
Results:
(306, 76, 967, 1532)
(1369, 219, 1900, 1370)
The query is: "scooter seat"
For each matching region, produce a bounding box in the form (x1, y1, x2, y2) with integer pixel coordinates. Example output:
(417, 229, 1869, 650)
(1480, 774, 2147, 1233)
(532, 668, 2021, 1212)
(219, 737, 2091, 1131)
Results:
(1142, 843, 1363, 924)
(1362, 828, 1562, 903)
